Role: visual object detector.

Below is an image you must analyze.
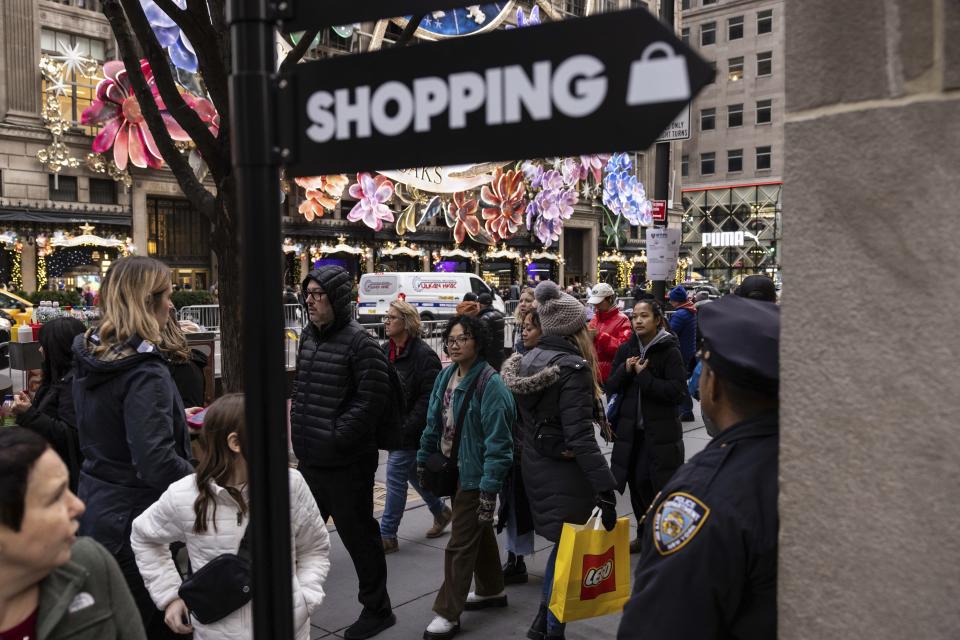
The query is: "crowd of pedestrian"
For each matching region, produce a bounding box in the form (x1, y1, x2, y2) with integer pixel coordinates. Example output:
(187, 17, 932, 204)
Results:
(0, 252, 780, 640)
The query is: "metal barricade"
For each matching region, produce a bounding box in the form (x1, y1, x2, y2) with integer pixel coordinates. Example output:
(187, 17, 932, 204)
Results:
(178, 305, 221, 332)
(284, 304, 306, 328)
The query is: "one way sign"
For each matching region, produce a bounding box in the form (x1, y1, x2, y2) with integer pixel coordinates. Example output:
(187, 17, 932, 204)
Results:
(277, 8, 715, 177)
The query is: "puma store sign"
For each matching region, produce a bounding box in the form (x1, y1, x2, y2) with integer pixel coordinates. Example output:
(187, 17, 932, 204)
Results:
(279, 8, 714, 177)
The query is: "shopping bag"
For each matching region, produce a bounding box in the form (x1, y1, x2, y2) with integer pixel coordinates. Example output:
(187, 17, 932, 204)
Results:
(626, 41, 691, 106)
(548, 508, 631, 623)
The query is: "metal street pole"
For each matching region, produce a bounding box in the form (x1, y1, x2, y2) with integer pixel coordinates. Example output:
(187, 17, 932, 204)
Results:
(651, 0, 675, 305)
(227, 1, 293, 639)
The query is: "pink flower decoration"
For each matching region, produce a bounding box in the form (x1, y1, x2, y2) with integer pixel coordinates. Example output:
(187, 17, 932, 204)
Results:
(181, 92, 220, 139)
(445, 192, 489, 245)
(347, 173, 394, 231)
(81, 59, 192, 171)
(295, 174, 349, 221)
(579, 154, 610, 184)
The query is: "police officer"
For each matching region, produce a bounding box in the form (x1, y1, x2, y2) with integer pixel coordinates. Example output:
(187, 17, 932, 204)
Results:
(617, 294, 779, 639)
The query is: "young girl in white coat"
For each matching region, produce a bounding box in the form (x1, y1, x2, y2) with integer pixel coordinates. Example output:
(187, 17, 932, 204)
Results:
(131, 393, 330, 640)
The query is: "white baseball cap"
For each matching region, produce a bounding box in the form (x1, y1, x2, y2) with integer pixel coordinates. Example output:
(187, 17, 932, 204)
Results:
(588, 283, 616, 305)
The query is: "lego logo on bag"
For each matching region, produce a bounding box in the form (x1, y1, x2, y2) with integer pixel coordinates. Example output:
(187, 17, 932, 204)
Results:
(580, 546, 616, 601)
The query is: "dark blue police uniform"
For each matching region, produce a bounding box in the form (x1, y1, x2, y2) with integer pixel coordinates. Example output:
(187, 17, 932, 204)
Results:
(617, 295, 779, 639)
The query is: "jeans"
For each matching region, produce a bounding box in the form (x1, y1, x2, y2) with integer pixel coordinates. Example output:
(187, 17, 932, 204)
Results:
(505, 505, 535, 556)
(542, 543, 564, 634)
(380, 449, 446, 539)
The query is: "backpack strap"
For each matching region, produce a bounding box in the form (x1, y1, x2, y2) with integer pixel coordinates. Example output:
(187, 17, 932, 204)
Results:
(449, 366, 487, 467)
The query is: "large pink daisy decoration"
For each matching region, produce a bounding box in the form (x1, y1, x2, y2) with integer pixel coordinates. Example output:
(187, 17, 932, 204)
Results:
(347, 173, 395, 231)
(81, 59, 217, 170)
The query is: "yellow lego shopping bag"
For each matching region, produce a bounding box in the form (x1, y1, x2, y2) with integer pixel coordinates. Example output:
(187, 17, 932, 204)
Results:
(548, 508, 631, 623)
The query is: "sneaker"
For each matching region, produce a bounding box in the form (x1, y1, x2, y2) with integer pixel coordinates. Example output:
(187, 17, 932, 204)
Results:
(503, 555, 528, 585)
(344, 612, 396, 640)
(464, 591, 508, 611)
(426, 505, 453, 539)
(526, 604, 548, 640)
(423, 615, 460, 640)
(382, 537, 398, 554)
(629, 537, 642, 555)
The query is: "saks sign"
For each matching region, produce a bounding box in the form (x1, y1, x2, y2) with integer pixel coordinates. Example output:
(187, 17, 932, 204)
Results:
(702, 231, 746, 248)
(279, 8, 715, 176)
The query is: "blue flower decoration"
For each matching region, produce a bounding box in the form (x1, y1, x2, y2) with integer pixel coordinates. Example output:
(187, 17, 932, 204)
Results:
(603, 152, 652, 227)
(141, 0, 197, 73)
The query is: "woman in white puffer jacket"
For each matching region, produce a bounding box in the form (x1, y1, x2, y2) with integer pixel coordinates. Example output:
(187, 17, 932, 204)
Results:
(131, 394, 330, 640)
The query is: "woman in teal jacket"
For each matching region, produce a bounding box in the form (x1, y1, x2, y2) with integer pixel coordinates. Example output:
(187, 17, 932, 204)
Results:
(417, 314, 515, 640)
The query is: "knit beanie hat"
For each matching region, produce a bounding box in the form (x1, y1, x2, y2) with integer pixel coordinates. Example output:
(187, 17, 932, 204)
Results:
(669, 286, 688, 302)
(534, 281, 586, 337)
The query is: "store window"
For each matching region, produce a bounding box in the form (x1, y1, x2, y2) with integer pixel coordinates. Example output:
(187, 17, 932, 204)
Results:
(756, 99, 772, 124)
(728, 16, 743, 40)
(681, 27, 690, 45)
(89, 178, 117, 205)
(701, 107, 716, 131)
(728, 56, 744, 82)
(681, 0, 691, 9)
(701, 22, 716, 46)
(728, 103, 743, 128)
(703, 0, 717, 4)
(147, 196, 211, 262)
(757, 51, 773, 76)
(701, 152, 716, 175)
(757, 9, 773, 34)
(49, 175, 78, 202)
(727, 149, 743, 173)
(756, 146, 772, 170)
(681, 154, 689, 177)
(564, 0, 586, 16)
(40, 29, 107, 136)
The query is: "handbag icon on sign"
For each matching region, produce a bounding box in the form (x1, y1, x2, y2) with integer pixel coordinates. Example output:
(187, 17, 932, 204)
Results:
(627, 42, 692, 106)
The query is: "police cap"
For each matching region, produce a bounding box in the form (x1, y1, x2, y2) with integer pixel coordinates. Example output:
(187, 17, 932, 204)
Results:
(698, 295, 779, 396)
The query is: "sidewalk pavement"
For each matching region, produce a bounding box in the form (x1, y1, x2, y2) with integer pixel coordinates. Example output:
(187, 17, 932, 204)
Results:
(310, 403, 712, 639)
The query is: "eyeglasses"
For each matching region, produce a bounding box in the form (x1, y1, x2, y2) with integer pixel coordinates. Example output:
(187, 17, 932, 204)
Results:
(445, 335, 474, 348)
(304, 290, 327, 300)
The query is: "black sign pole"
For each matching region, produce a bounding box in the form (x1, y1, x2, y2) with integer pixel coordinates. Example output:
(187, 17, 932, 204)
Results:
(651, 0, 675, 306)
(227, 2, 293, 640)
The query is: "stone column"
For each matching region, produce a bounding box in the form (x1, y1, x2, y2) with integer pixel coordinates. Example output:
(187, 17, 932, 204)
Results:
(131, 185, 148, 257)
(781, 3, 960, 638)
(421, 255, 430, 272)
(20, 241, 36, 293)
(585, 224, 599, 285)
(1, 0, 39, 123)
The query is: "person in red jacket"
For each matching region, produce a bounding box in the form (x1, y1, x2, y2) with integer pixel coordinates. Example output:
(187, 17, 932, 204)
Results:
(587, 283, 632, 383)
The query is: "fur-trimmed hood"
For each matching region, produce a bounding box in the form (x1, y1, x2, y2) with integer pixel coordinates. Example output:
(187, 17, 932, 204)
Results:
(501, 352, 560, 395)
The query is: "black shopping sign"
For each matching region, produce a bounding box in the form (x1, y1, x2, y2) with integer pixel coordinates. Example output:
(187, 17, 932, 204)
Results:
(277, 8, 715, 177)
(280, 0, 480, 32)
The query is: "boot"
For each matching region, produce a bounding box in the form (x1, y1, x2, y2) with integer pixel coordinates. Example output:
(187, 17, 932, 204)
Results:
(526, 604, 548, 640)
(630, 537, 642, 554)
(426, 505, 453, 538)
(503, 553, 528, 585)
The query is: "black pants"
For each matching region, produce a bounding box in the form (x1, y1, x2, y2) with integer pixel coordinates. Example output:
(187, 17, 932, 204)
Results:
(301, 451, 392, 619)
(627, 436, 656, 527)
(115, 542, 185, 640)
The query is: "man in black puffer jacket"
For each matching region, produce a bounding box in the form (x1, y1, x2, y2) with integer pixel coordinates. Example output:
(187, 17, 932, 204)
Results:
(291, 265, 395, 639)
(477, 292, 506, 370)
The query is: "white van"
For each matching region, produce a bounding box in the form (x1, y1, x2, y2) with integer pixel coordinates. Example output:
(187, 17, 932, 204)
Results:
(357, 272, 505, 323)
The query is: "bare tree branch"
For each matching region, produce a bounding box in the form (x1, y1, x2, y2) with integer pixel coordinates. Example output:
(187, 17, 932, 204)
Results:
(116, 0, 223, 177)
(180, 0, 230, 111)
(102, 0, 217, 218)
(278, 29, 320, 74)
(394, 14, 425, 47)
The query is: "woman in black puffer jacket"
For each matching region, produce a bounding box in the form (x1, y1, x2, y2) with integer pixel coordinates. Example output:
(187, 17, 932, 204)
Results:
(605, 299, 687, 550)
(501, 281, 617, 640)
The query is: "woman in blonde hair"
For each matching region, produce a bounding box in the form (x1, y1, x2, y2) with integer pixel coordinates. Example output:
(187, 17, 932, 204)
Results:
(72, 255, 194, 639)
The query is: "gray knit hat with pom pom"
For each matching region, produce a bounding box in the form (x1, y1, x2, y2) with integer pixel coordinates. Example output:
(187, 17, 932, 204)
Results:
(534, 280, 587, 337)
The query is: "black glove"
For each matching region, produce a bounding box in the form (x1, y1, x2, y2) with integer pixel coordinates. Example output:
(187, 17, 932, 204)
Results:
(477, 491, 497, 525)
(416, 464, 427, 490)
(597, 491, 617, 532)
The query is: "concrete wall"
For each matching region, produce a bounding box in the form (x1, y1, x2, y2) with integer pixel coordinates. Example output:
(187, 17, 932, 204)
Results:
(780, 1, 960, 638)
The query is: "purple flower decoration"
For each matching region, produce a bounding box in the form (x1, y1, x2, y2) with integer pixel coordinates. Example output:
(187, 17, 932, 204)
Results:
(507, 5, 541, 29)
(140, 0, 197, 73)
(535, 215, 563, 246)
(561, 157, 582, 187)
(521, 160, 545, 189)
(347, 172, 395, 231)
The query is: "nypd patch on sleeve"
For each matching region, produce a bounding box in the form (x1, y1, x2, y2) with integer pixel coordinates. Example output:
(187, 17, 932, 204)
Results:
(652, 492, 711, 555)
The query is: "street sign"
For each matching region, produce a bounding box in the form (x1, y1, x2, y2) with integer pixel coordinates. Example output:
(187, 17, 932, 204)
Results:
(280, 0, 481, 32)
(277, 8, 715, 177)
(651, 200, 667, 223)
(655, 102, 690, 142)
